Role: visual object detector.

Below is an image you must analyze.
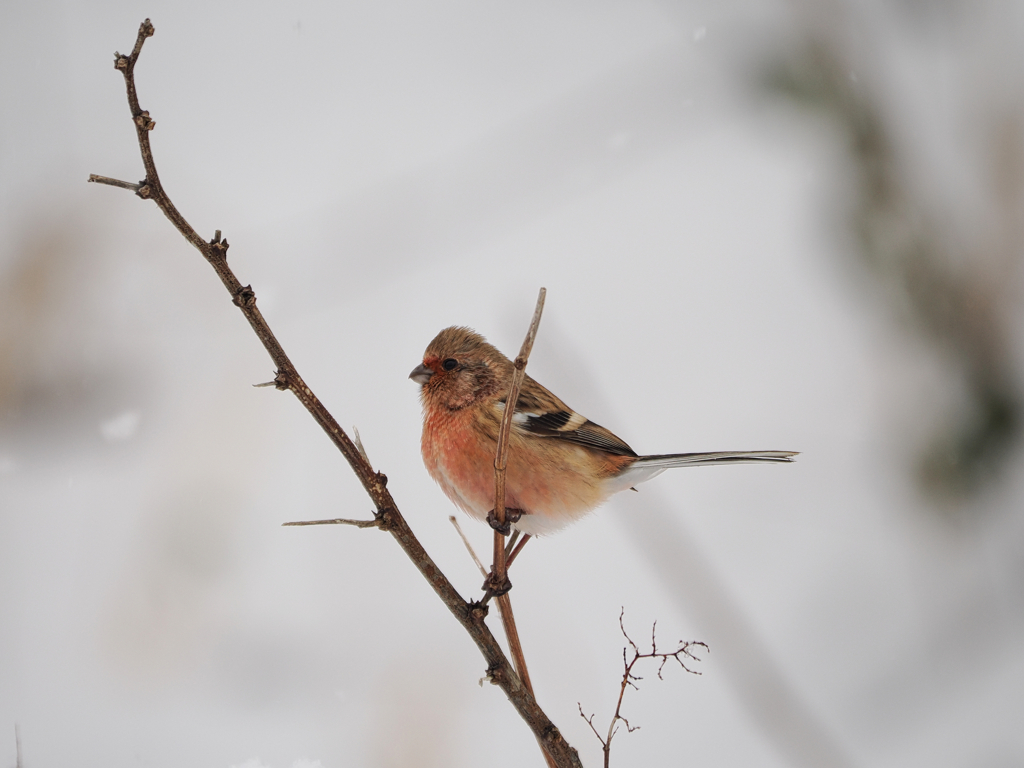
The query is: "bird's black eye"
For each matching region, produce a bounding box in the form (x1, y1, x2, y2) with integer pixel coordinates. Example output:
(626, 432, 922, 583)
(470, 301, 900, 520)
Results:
(442, 358, 458, 371)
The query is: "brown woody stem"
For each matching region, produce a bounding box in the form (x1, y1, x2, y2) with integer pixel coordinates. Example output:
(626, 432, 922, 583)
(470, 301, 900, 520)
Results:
(489, 288, 553, 767)
(91, 19, 580, 768)
(492, 288, 546, 581)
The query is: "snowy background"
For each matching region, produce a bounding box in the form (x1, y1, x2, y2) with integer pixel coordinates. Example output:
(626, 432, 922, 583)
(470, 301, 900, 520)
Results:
(2, 1, 1024, 767)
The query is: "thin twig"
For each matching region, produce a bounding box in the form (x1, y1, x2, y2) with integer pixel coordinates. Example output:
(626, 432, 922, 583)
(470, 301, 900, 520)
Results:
(450, 516, 488, 578)
(491, 287, 547, 586)
(87, 174, 142, 192)
(451, 520, 551, 767)
(282, 518, 381, 528)
(487, 288, 554, 768)
(90, 20, 581, 768)
(496, 592, 534, 689)
(352, 426, 371, 465)
(505, 529, 521, 557)
(486, 287, 545, 603)
(578, 704, 604, 746)
(505, 533, 532, 569)
(580, 609, 707, 768)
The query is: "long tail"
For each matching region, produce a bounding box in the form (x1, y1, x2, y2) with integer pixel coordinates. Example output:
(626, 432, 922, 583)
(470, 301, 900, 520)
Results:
(634, 450, 798, 469)
(612, 450, 798, 491)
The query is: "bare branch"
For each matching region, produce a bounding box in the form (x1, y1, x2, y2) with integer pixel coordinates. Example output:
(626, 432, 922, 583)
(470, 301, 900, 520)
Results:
(90, 20, 581, 768)
(581, 610, 707, 767)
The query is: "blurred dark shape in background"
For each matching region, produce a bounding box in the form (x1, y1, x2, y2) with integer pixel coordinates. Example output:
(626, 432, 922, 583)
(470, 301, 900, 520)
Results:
(764, 2, 1024, 511)
(0, 211, 137, 449)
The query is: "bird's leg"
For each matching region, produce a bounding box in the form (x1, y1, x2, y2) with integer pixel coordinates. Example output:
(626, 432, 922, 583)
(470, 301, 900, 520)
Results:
(485, 507, 523, 536)
(504, 530, 521, 559)
(482, 528, 533, 600)
(479, 537, 530, 598)
(482, 510, 524, 598)
(505, 533, 531, 569)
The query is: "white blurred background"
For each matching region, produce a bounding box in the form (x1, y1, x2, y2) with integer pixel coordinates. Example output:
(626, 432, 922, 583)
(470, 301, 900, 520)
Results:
(2, 1, 1024, 766)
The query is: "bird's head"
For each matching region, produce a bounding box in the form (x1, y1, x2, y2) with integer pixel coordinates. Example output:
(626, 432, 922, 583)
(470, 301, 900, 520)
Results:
(409, 326, 511, 411)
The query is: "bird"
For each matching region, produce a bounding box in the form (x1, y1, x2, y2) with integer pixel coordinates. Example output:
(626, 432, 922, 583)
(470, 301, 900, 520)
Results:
(410, 326, 796, 537)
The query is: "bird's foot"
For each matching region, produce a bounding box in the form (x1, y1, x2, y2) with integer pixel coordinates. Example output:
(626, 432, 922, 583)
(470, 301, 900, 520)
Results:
(486, 508, 523, 536)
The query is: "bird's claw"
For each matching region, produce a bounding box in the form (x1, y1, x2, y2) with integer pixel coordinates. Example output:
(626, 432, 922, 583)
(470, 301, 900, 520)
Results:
(486, 508, 523, 536)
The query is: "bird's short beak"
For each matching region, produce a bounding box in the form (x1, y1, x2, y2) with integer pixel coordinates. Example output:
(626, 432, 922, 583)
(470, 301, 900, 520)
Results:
(409, 363, 433, 385)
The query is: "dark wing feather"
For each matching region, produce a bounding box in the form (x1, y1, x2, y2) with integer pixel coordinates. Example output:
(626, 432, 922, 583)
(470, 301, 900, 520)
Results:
(524, 410, 574, 431)
(547, 421, 638, 456)
(519, 412, 638, 456)
(502, 378, 638, 457)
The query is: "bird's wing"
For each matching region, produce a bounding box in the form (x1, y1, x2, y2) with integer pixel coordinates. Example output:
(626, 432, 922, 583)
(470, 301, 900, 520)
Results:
(497, 376, 639, 457)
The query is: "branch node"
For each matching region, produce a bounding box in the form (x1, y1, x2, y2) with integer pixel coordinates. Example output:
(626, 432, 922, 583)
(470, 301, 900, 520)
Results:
(210, 231, 230, 258)
(373, 507, 394, 531)
(134, 111, 156, 131)
(136, 183, 152, 199)
(114, 53, 129, 70)
(255, 371, 291, 390)
(487, 507, 521, 536)
(140, 18, 155, 39)
(485, 662, 504, 686)
(467, 599, 489, 621)
(210, 230, 231, 255)
(232, 284, 257, 308)
(483, 570, 512, 598)
(543, 725, 562, 743)
(376, 471, 388, 488)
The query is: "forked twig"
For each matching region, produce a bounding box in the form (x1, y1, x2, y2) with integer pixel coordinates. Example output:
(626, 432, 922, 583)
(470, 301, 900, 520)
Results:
(579, 609, 707, 768)
(89, 19, 581, 768)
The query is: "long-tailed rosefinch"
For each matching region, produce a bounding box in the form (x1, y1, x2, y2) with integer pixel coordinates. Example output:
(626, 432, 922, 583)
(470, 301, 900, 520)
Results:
(411, 326, 795, 535)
